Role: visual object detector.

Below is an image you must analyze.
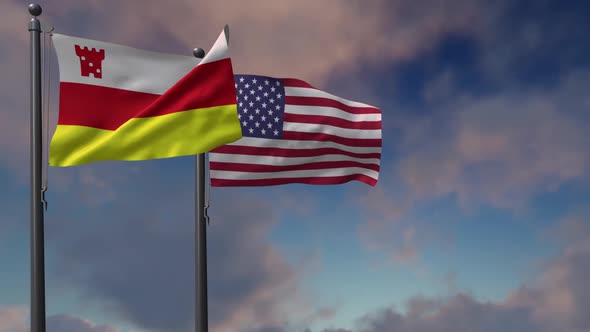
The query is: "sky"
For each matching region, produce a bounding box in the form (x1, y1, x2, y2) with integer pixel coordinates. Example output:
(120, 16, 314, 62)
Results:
(1, 0, 590, 331)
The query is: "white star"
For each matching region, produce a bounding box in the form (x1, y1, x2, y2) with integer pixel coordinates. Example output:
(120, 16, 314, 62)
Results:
(261, 129, 267, 135)
(239, 77, 245, 82)
(239, 102, 243, 107)
(264, 92, 269, 97)
(234, 83, 238, 88)
(274, 117, 280, 123)
(239, 89, 243, 95)
(261, 115, 267, 121)
(255, 108, 261, 114)
(243, 108, 249, 113)
(242, 120, 247, 126)
(245, 83, 250, 88)
(249, 128, 254, 134)
(244, 95, 249, 101)
(270, 98, 275, 104)
(238, 114, 242, 119)
(267, 123, 273, 128)
(276, 81, 280, 86)
(255, 122, 260, 127)
(249, 102, 254, 107)
(274, 129, 279, 136)
(262, 102, 267, 108)
(258, 85, 263, 91)
(275, 105, 280, 110)
(256, 96, 261, 101)
(268, 110, 274, 115)
(250, 90, 255, 95)
(252, 78, 257, 84)
(276, 93, 282, 98)
(271, 87, 276, 92)
(249, 115, 254, 120)
(264, 79, 269, 85)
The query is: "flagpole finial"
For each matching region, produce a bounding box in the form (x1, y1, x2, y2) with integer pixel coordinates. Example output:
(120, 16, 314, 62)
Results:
(28, 3, 42, 16)
(193, 48, 205, 59)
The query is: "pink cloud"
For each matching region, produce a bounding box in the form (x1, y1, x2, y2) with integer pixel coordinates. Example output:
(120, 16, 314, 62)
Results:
(0, 2, 32, 176)
(0, 306, 27, 332)
(0, 306, 119, 332)
(356, 69, 590, 264)
(45, 0, 485, 84)
(0, 0, 491, 177)
(399, 74, 589, 211)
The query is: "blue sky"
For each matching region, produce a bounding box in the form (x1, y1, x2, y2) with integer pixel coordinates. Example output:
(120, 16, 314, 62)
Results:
(1, 0, 590, 332)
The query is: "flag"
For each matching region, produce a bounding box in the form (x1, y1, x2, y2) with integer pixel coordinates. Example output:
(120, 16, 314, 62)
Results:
(209, 75, 381, 186)
(49, 27, 242, 166)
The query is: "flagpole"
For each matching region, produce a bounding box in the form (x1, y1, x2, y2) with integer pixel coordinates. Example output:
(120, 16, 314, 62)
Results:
(193, 47, 208, 332)
(195, 153, 208, 332)
(28, 3, 47, 332)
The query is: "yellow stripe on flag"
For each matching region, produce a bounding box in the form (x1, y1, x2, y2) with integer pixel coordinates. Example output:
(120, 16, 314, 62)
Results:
(50, 104, 241, 166)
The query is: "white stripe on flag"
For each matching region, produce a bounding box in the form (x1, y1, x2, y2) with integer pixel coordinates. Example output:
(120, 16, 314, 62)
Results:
(210, 167, 379, 180)
(209, 153, 380, 166)
(284, 87, 377, 108)
(284, 105, 382, 122)
(283, 122, 382, 139)
(224, 137, 382, 154)
(52, 28, 229, 95)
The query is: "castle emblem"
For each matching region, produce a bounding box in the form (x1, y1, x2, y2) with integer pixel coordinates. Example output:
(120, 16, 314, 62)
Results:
(74, 45, 105, 78)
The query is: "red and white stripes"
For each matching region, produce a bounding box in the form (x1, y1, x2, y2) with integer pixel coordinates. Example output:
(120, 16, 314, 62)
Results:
(210, 78, 382, 187)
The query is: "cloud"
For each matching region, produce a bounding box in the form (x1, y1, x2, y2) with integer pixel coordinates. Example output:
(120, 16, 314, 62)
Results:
(0, 0, 494, 176)
(356, 67, 590, 265)
(40, 0, 487, 83)
(321, 215, 590, 332)
(47, 314, 120, 332)
(353, 293, 538, 332)
(399, 70, 590, 211)
(355, 185, 450, 267)
(3, 2, 590, 332)
(474, 1, 590, 85)
(504, 216, 590, 331)
(0, 306, 27, 332)
(45, 175, 317, 332)
(345, 2, 590, 268)
(0, 306, 119, 332)
(0, 1, 35, 176)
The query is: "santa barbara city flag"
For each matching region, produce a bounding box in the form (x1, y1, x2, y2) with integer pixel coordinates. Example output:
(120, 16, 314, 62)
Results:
(49, 26, 241, 166)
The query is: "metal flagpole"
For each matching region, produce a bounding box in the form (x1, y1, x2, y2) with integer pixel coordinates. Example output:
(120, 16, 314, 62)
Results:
(195, 153, 208, 332)
(28, 3, 47, 332)
(193, 47, 208, 332)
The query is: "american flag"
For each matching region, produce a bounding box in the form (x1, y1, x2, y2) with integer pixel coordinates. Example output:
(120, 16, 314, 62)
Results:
(209, 75, 382, 186)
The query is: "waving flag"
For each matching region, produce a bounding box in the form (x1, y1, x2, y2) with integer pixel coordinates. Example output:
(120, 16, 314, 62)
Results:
(49, 27, 241, 166)
(209, 75, 382, 186)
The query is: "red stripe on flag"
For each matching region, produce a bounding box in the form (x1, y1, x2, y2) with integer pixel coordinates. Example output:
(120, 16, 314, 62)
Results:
(281, 78, 318, 89)
(283, 113, 382, 130)
(58, 58, 235, 130)
(211, 174, 377, 187)
(282, 131, 382, 147)
(211, 145, 381, 159)
(285, 96, 380, 115)
(210, 161, 380, 173)
(59, 83, 155, 130)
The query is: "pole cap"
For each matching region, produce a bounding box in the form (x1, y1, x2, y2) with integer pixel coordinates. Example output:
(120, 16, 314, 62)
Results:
(193, 48, 205, 59)
(28, 3, 42, 16)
